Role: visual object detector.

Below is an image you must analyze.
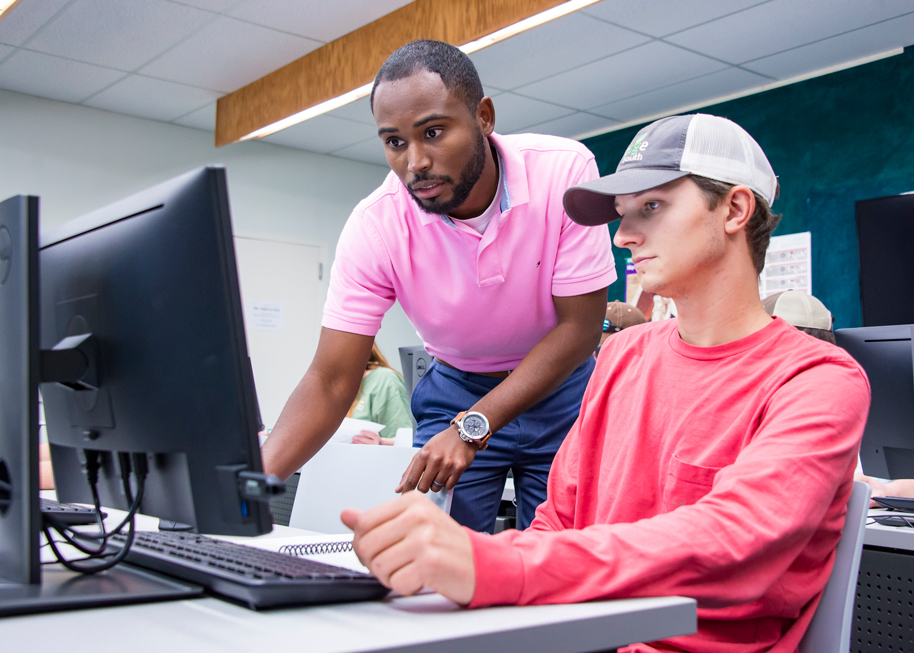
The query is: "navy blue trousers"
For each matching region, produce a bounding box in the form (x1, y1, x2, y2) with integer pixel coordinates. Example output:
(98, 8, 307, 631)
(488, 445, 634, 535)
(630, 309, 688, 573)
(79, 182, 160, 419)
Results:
(411, 357, 595, 533)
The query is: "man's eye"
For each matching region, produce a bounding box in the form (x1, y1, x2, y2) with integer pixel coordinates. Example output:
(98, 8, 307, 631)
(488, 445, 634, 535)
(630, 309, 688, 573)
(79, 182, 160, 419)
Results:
(645, 201, 660, 211)
(386, 137, 404, 149)
(426, 128, 442, 139)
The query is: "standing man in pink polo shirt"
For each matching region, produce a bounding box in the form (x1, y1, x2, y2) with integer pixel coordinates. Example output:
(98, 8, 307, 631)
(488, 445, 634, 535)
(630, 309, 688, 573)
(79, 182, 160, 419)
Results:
(260, 40, 615, 532)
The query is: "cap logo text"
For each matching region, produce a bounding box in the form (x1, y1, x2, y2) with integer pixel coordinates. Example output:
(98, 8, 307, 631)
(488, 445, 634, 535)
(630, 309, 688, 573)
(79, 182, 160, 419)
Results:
(622, 134, 649, 163)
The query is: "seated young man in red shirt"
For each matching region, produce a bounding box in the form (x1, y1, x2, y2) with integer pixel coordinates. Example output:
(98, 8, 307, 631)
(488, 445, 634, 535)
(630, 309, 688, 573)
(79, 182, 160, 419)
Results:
(341, 114, 871, 653)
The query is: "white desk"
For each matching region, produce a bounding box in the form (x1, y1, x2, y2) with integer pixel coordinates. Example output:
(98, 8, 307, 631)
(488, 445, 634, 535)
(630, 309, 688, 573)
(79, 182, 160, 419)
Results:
(1, 591, 696, 653)
(863, 509, 914, 550)
(6, 505, 697, 652)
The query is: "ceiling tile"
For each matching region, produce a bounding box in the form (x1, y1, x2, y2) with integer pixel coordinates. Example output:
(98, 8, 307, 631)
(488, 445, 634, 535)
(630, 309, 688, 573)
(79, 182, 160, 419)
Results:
(666, 0, 914, 64)
(743, 14, 914, 79)
(514, 41, 728, 111)
(581, 0, 768, 38)
(26, 0, 215, 71)
(0, 0, 69, 47)
(260, 115, 379, 153)
(332, 138, 389, 167)
(470, 12, 649, 91)
(139, 16, 321, 93)
(173, 101, 217, 132)
(590, 67, 772, 123)
(0, 49, 126, 103)
(326, 96, 375, 125)
(172, 0, 243, 12)
(83, 75, 221, 122)
(522, 111, 620, 140)
(228, 0, 413, 42)
(491, 92, 575, 134)
(0, 44, 13, 60)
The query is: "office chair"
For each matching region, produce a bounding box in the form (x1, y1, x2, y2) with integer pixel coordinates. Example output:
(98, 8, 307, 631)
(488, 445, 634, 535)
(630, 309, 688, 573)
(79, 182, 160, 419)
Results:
(799, 480, 871, 653)
(288, 443, 451, 533)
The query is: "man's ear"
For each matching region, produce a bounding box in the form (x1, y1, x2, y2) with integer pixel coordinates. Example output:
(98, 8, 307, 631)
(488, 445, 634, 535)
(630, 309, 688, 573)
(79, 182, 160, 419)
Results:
(477, 97, 495, 136)
(723, 186, 755, 235)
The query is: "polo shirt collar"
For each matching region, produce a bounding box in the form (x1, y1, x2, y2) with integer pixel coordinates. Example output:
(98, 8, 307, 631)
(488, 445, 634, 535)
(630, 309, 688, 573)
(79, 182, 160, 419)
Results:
(490, 132, 530, 210)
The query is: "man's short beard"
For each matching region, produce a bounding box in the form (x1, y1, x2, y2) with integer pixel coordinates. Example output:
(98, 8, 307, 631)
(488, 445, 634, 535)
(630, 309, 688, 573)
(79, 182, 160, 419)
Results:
(406, 129, 488, 216)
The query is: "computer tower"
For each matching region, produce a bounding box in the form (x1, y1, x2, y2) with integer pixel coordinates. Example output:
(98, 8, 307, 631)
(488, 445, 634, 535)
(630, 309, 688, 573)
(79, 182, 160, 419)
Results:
(398, 345, 431, 400)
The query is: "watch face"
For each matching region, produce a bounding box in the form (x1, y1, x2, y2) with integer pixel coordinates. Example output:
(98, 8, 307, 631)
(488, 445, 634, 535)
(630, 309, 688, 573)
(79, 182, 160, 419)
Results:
(462, 413, 488, 439)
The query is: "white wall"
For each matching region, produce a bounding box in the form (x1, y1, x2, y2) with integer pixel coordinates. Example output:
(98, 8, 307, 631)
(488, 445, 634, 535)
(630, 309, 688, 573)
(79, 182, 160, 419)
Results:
(0, 89, 423, 371)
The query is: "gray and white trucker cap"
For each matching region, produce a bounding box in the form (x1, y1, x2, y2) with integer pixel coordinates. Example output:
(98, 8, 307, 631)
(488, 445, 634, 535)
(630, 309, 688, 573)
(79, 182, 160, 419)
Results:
(564, 114, 778, 226)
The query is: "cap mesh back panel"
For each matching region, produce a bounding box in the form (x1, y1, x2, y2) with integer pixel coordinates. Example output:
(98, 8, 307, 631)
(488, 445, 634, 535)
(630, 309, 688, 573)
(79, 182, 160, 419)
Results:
(681, 114, 777, 205)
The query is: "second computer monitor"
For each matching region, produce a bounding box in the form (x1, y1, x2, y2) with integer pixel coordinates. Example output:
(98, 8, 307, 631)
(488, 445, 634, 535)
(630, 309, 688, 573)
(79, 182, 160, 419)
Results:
(835, 324, 914, 479)
(40, 167, 271, 536)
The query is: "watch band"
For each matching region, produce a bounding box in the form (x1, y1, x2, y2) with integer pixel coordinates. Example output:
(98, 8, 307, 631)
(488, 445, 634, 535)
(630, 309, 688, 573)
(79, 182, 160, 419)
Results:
(450, 411, 491, 451)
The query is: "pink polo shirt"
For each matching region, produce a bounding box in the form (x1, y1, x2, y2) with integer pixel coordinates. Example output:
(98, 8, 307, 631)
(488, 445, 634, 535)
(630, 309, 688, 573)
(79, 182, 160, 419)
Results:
(322, 132, 616, 373)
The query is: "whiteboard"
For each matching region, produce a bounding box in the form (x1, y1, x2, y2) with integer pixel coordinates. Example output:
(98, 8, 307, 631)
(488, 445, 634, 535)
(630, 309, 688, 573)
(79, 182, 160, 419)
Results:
(233, 235, 324, 429)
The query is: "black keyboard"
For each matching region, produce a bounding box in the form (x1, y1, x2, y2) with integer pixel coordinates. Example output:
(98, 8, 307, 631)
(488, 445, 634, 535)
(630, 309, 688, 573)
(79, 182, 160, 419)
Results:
(106, 531, 389, 609)
(40, 498, 106, 525)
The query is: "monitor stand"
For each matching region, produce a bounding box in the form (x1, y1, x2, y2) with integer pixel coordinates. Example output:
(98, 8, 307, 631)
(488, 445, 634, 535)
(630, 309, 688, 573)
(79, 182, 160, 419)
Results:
(0, 563, 203, 617)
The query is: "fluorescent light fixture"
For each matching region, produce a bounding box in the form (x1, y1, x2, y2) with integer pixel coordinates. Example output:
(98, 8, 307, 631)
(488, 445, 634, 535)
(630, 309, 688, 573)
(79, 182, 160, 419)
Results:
(0, 0, 23, 21)
(460, 0, 603, 55)
(241, 82, 373, 141)
(240, 0, 601, 141)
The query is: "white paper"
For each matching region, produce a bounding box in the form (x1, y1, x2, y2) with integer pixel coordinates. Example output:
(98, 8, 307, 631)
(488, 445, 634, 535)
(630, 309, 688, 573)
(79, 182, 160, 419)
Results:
(250, 300, 284, 331)
(394, 427, 414, 448)
(759, 232, 812, 298)
(328, 417, 385, 444)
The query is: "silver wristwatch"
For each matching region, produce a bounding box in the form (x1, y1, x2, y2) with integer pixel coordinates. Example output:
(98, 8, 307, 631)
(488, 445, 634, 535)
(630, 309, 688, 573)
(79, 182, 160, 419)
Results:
(450, 411, 491, 450)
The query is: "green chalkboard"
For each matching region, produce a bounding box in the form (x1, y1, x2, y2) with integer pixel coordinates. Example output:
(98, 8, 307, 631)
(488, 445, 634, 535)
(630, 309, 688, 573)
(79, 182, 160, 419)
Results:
(583, 47, 914, 328)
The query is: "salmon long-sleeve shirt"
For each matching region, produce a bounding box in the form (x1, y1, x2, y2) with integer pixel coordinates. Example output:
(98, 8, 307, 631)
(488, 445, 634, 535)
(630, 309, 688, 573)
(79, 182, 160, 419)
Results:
(467, 317, 870, 652)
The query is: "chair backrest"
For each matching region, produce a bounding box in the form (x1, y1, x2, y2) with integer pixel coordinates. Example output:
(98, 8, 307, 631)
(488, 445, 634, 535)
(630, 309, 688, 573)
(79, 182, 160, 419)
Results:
(288, 443, 451, 533)
(268, 472, 300, 527)
(800, 480, 872, 653)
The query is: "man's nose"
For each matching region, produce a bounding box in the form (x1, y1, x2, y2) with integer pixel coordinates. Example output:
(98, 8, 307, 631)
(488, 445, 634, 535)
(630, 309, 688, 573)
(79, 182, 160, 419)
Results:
(407, 143, 431, 175)
(613, 216, 641, 249)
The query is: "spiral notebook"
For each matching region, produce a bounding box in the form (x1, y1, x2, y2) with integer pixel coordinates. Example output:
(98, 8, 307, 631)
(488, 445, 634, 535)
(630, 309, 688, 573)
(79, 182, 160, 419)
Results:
(243, 534, 366, 573)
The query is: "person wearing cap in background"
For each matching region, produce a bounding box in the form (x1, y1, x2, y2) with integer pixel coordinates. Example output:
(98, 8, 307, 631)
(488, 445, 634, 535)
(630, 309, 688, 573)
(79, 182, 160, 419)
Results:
(597, 300, 646, 354)
(762, 290, 835, 344)
(341, 113, 871, 652)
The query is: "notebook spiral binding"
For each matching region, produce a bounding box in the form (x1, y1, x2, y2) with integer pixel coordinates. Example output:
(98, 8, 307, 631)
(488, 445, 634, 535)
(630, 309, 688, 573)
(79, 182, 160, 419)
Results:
(279, 541, 354, 556)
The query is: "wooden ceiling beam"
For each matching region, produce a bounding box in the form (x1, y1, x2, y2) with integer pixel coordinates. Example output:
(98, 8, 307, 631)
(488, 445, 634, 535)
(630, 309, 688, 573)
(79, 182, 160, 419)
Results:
(0, 1, 25, 22)
(215, 0, 569, 147)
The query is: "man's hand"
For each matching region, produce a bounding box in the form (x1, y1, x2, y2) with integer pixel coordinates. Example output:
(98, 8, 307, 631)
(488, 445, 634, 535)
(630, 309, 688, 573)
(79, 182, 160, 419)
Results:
(856, 472, 914, 508)
(855, 472, 889, 507)
(396, 426, 477, 493)
(352, 430, 393, 445)
(341, 492, 475, 604)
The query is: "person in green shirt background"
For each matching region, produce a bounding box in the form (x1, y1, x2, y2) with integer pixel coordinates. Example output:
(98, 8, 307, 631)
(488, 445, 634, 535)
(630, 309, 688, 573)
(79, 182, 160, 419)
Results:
(350, 343, 413, 445)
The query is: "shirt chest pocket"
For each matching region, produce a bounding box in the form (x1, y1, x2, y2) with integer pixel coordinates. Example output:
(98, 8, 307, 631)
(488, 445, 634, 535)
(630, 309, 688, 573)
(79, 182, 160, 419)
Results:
(661, 454, 722, 513)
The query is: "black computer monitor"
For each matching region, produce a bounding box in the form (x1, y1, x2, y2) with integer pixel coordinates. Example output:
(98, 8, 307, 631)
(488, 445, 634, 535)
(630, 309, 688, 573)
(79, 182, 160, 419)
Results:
(0, 195, 41, 588)
(855, 193, 914, 327)
(40, 166, 273, 536)
(1, 169, 280, 615)
(1, 193, 205, 616)
(835, 325, 914, 479)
